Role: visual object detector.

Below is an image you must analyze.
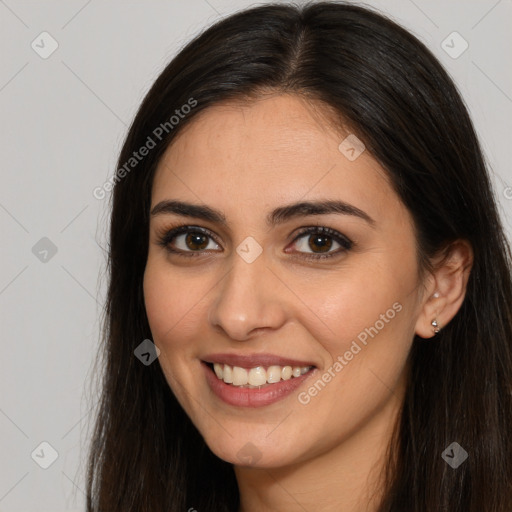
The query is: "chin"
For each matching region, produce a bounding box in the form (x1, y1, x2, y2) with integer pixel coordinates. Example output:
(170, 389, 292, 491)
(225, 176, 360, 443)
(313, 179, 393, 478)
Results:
(201, 428, 307, 469)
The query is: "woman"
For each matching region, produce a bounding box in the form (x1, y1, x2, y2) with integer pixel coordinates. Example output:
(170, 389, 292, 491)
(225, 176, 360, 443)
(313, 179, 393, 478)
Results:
(86, 2, 512, 510)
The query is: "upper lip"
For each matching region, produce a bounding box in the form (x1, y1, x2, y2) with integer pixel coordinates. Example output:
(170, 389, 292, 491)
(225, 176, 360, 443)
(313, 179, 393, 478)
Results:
(202, 353, 317, 368)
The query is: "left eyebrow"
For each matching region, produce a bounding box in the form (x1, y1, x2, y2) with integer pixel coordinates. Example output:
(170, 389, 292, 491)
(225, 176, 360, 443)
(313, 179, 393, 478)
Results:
(268, 199, 375, 228)
(150, 199, 376, 228)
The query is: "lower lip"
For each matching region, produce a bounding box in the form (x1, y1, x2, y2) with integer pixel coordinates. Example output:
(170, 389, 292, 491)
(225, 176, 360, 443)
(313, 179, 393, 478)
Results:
(202, 362, 316, 408)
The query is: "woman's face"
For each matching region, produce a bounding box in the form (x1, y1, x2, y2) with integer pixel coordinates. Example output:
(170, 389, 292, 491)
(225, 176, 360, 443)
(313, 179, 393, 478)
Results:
(143, 93, 427, 468)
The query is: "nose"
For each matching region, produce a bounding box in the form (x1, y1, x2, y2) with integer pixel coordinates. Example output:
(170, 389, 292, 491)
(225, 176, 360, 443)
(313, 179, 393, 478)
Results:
(208, 249, 287, 341)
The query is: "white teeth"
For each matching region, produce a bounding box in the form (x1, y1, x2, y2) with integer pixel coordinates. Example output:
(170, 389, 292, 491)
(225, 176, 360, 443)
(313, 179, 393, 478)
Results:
(248, 367, 267, 386)
(267, 365, 282, 383)
(213, 363, 223, 379)
(232, 366, 248, 386)
(281, 366, 292, 380)
(210, 362, 312, 387)
(223, 364, 233, 383)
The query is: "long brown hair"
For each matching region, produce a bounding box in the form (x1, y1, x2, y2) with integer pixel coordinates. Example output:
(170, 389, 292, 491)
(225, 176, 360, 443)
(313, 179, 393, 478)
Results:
(86, 2, 512, 510)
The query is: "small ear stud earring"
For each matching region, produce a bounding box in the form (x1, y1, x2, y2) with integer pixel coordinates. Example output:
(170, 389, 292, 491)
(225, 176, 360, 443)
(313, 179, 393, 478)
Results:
(431, 319, 441, 334)
(432, 292, 440, 298)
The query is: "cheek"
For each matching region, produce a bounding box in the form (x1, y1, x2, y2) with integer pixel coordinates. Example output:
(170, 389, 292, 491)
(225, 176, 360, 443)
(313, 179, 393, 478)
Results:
(288, 259, 414, 356)
(143, 261, 207, 409)
(143, 261, 205, 347)
(291, 269, 415, 441)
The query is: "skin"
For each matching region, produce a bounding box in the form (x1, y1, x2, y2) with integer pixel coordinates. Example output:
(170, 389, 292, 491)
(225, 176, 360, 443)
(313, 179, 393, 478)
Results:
(143, 93, 473, 511)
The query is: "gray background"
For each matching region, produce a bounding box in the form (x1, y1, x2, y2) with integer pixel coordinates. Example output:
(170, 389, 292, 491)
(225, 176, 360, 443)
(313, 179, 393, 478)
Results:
(1, 0, 511, 510)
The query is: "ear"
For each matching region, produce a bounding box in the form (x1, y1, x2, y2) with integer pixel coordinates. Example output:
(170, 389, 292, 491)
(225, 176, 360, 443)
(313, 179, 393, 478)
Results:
(415, 240, 473, 339)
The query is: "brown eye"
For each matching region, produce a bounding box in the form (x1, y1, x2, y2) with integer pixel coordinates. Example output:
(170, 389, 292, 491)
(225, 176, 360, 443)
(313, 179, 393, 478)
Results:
(184, 232, 209, 251)
(290, 226, 353, 260)
(307, 234, 333, 253)
(157, 226, 221, 256)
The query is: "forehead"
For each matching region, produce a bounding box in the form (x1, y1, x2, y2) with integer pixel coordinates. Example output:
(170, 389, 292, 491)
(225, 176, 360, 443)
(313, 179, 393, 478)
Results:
(151, 94, 401, 226)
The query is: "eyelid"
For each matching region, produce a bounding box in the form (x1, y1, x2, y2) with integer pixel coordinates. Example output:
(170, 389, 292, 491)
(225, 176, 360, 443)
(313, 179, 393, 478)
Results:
(291, 225, 352, 248)
(155, 225, 222, 254)
(155, 223, 354, 259)
(288, 225, 353, 260)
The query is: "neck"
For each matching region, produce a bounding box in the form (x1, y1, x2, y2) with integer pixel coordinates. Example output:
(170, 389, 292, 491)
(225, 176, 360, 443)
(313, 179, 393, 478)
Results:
(234, 388, 402, 512)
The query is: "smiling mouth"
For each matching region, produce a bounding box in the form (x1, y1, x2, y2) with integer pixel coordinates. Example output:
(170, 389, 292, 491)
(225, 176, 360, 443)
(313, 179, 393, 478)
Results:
(206, 362, 314, 388)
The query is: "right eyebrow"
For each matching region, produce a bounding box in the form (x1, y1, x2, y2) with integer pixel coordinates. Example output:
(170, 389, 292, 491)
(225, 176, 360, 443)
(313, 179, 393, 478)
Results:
(151, 200, 227, 226)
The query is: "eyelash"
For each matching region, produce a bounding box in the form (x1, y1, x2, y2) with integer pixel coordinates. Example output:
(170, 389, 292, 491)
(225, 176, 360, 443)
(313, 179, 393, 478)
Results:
(155, 225, 354, 261)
